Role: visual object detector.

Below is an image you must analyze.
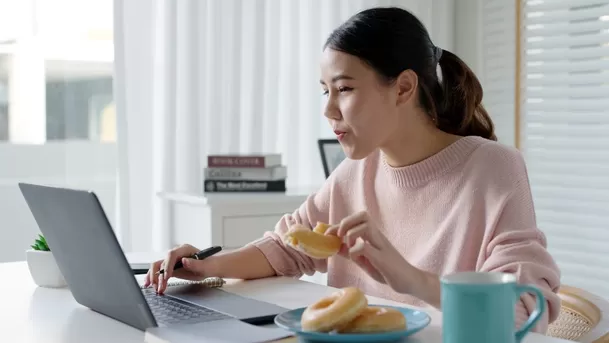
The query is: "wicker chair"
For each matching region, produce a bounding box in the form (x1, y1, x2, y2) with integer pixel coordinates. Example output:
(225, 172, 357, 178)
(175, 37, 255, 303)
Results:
(547, 285, 609, 342)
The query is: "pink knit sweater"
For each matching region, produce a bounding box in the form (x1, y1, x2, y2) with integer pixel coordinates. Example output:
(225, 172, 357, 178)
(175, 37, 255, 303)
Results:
(251, 136, 561, 333)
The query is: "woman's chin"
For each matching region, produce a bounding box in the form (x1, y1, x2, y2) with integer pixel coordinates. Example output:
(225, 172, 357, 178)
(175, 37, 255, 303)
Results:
(343, 146, 372, 160)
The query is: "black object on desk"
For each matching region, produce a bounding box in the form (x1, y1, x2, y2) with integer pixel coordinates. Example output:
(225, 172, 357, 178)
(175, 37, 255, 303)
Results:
(132, 268, 149, 275)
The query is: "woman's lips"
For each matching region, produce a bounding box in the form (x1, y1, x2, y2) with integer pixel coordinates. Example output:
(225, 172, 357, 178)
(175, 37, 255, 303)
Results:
(334, 130, 346, 140)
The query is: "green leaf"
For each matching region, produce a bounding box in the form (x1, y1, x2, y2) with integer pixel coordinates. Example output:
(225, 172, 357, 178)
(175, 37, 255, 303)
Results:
(32, 234, 50, 251)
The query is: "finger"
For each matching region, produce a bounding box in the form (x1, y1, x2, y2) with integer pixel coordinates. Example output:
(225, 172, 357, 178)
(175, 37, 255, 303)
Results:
(348, 237, 366, 257)
(356, 240, 392, 282)
(144, 266, 152, 287)
(352, 255, 385, 283)
(349, 238, 383, 270)
(336, 243, 350, 258)
(324, 224, 339, 236)
(337, 211, 368, 237)
(347, 239, 384, 282)
(360, 240, 384, 267)
(344, 223, 384, 250)
(158, 251, 177, 294)
(149, 261, 161, 290)
(181, 257, 206, 277)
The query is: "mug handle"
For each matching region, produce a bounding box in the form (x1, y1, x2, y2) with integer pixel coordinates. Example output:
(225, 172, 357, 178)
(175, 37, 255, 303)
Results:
(514, 285, 546, 343)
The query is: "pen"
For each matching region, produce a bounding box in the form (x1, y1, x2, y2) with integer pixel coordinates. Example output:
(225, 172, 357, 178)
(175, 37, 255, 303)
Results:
(156, 246, 222, 275)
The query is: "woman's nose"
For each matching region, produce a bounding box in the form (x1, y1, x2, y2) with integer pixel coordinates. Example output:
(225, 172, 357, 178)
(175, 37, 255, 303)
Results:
(323, 99, 341, 120)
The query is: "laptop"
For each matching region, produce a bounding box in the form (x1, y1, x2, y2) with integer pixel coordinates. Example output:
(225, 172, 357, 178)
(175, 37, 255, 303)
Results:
(18, 182, 288, 331)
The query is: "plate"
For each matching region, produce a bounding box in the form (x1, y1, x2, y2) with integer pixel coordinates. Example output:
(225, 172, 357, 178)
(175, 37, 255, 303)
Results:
(274, 305, 431, 342)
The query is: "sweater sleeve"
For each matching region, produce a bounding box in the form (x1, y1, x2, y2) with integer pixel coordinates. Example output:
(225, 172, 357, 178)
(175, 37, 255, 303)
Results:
(479, 180, 561, 334)
(248, 179, 334, 278)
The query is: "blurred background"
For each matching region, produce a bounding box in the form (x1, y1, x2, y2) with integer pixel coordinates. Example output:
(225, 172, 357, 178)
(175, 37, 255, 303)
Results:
(0, 0, 607, 301)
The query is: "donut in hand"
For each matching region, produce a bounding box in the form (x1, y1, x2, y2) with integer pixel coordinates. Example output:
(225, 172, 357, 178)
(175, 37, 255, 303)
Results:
(283, 222, 341, 259)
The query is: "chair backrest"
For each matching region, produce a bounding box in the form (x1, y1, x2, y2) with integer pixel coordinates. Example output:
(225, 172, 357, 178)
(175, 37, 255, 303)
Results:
(547, 285, 609, 342)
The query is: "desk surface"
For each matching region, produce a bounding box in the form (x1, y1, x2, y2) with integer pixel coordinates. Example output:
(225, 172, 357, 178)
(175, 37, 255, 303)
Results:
(1, 261, 569, 343)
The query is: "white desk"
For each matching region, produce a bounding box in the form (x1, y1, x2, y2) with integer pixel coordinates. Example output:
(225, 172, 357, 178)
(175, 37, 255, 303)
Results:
(0, 261, 570, 343)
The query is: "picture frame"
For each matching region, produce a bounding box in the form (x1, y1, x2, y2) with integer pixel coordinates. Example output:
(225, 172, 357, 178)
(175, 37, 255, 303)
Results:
(318, 139, 346, 178)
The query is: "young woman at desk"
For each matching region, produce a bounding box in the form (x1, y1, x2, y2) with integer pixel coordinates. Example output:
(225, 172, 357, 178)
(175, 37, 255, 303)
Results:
(145, 7, 561, 333)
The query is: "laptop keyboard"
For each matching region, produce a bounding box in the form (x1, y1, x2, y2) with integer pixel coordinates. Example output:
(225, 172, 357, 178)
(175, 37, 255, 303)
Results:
(143, 290, 230, 326)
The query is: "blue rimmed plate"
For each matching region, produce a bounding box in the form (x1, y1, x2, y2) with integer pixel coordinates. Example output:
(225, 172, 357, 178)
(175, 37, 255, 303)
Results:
(274, 305, 431, 342)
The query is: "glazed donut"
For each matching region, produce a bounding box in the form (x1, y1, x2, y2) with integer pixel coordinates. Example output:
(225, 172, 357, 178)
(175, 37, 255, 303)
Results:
(339, 306, 407, 333)
(283, 222, 341, 259)
(301, 287, 368, 332)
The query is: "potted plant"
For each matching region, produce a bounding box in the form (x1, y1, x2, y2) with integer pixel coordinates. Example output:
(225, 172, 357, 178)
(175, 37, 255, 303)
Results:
(26, 234, 67, 288)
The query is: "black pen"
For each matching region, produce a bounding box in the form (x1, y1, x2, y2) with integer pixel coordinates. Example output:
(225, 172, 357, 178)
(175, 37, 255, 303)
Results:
(156, 246, 222, 275)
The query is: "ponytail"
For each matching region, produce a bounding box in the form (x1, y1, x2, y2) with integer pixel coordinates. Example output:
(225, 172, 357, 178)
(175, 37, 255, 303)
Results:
(431, 49, 496, 141)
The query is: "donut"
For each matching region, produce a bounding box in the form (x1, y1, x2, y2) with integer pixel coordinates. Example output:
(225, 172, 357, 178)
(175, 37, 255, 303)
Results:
(283, 222, 341, 259)
(339, 306, 407, 333)
(301, 287, 368, 332)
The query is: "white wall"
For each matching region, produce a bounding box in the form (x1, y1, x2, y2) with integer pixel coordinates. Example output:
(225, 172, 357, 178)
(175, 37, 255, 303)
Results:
(0, 142, 117, 262)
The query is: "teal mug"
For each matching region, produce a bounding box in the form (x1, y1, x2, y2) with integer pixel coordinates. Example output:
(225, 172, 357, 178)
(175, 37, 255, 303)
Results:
(441, 271, 545, 343)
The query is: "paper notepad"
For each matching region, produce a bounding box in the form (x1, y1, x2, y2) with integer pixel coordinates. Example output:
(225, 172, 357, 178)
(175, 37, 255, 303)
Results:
(138, 277, 226, 289)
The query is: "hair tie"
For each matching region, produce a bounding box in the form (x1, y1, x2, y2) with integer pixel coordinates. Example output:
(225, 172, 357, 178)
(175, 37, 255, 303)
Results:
(434, 46, 443, 64)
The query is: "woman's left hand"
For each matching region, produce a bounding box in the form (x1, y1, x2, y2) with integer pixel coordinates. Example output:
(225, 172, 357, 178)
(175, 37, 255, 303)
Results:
(325, 210, 422, 294)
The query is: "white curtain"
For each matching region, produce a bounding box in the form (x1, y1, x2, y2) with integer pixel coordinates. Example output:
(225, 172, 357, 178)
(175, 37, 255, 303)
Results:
(113, 0, 448, 252)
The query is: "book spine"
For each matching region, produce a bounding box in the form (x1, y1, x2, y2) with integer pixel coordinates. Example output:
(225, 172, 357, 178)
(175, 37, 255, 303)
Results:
(207, 156, 270, 168)
(204, 166, 287, 181)
(203, 180, 286, 192)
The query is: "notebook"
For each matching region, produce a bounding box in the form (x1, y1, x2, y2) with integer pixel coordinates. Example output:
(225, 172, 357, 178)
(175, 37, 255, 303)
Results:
(137, 277, 226, 289)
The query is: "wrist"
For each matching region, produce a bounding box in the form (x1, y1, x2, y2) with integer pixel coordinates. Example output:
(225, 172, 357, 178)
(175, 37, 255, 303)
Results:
(405, 267, 442, 309)
(202, 255, 221, 278)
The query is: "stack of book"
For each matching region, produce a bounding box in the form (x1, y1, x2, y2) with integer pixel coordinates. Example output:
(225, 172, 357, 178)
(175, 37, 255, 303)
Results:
(203, 153, 287, 193)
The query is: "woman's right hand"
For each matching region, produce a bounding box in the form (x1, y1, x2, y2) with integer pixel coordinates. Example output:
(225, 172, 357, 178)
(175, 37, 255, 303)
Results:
(144, 244, 210, 294)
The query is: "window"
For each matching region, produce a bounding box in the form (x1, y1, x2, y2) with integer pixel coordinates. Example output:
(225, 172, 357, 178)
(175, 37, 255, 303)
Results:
(521, 0, 609, 298)
(0, 0, 115, 143)
(480, 0, 517, 147)
(0, 0, 117, 263)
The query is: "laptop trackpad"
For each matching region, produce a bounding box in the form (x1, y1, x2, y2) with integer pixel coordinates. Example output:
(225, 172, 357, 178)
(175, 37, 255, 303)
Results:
(163, 284, 288, 324)
(147, 319, 293, 343)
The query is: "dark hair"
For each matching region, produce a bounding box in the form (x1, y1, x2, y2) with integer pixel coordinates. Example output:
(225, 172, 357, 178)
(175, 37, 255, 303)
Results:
(324, 7, 496, 141)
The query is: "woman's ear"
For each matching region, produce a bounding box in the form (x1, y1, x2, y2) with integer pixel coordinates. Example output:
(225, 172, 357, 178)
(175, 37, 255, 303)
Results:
(396, 69, 418, 106)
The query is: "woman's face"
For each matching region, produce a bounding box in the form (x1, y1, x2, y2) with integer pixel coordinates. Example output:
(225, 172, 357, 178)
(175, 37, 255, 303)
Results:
(320, 48, 402, 160)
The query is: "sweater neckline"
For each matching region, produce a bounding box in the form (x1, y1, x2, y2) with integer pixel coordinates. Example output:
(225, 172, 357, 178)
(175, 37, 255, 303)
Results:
(380, 136, 486, 188)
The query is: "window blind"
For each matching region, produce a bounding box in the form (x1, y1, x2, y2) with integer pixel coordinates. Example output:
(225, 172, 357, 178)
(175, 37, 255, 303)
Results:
(521, 0, 609, 300)
(481, 0, 517, 147)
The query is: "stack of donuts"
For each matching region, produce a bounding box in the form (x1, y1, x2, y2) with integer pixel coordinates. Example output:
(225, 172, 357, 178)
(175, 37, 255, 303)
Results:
(283, 222, 406, 334)
(301, 287, 406, 333)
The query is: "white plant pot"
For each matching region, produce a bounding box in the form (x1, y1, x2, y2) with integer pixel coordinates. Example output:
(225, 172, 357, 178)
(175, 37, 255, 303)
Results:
(26, 249, 67, 288)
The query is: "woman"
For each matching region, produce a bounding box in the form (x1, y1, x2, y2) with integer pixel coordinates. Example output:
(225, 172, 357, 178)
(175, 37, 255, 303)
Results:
(146, 7, 561, 332)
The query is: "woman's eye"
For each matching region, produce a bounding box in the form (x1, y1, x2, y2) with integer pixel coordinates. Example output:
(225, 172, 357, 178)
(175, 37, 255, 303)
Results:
(321, 87, 352, 96)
